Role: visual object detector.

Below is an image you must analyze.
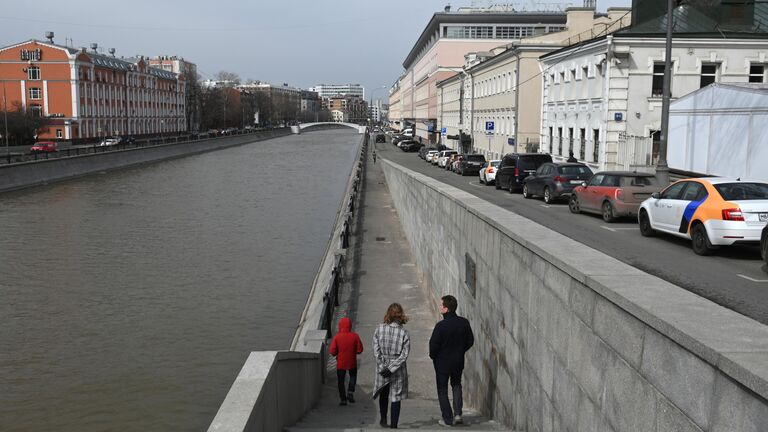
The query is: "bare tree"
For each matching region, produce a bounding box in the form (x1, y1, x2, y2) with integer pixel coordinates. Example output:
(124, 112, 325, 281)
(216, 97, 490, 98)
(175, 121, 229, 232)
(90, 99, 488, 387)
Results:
(1, 101, 50, 145)
(214, 71, 240, 87)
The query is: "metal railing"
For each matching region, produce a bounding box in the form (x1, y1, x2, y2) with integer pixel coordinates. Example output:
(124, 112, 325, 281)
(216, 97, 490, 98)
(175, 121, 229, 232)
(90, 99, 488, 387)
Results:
(0, 128, 285, 165)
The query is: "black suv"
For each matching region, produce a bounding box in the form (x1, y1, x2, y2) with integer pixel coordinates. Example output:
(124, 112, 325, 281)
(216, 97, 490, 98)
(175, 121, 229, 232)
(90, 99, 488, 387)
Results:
(457, 154, 487, 176)
(522, 162, 593, 203)
(495, 153, 553, 192)
(375, 134, 386, 143)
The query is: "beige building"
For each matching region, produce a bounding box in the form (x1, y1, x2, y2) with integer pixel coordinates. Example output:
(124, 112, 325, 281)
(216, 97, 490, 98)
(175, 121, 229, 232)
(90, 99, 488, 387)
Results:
(389, 4, 570, 143)
(436, 7, 631, 159)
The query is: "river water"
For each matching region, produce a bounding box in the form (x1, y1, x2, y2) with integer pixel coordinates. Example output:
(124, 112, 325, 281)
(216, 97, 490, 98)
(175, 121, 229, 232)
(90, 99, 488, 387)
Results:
(0, 129, 360, 431)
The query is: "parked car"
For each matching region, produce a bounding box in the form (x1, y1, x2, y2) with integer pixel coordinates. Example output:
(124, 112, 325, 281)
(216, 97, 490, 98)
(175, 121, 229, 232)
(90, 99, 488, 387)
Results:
(451, 155, 464, 172)
(419, 146, 437, 159)
(522, 162, 594, 204)
(392, 135, 407, 145)
(30, 141, 58, 153)
(457, 154, 486, 176)
(479, 160, 501, 185)
(569, 172, 660, 222)
(446, 154, 461, 171)
(495, 153, 553, 192)
(400, 141, 423, 152)
(437, 150, 458, 168)
(762, 225, 768, 266)
(398, 139, 417, 149)
(638, 178, 768, 255)
(425, 150, 440, 162)
(375, 134, 386, 143)
(99, 137, 122, 146)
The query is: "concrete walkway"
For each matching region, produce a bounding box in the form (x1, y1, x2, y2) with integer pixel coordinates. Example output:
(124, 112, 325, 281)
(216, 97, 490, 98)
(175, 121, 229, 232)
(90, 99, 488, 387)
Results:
(287, 143, 512, 431)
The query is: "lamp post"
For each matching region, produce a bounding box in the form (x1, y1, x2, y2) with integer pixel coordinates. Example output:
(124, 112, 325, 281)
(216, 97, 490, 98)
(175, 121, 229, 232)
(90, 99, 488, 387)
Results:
(369, 85, 388, 129)
(656, 0, 674, 187)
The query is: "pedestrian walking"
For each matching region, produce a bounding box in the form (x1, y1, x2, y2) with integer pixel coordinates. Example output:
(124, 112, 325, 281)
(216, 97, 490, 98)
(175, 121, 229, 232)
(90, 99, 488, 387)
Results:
(567, 151, 578, 162)
(373, 150, 377, 164)
(429, 295, 474, 427)
(329, 317, 364, 405)
(373, 303, 411, 429)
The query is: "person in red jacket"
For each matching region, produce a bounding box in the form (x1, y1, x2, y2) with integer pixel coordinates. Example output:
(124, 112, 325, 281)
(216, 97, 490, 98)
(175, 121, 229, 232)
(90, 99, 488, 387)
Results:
(330, 317, 364, 405)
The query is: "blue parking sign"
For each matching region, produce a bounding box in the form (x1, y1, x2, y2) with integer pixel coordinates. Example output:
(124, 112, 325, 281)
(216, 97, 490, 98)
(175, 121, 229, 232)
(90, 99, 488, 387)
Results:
(485, 121, 495, 132)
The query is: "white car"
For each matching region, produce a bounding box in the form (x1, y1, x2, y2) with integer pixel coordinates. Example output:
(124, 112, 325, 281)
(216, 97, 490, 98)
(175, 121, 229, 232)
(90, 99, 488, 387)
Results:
(99, 137, 122, 146)
(437, 150, 458, 168)
(479, 160, 501, 185)
(425, 150, 439, 163)
(638, 177, 768, 255)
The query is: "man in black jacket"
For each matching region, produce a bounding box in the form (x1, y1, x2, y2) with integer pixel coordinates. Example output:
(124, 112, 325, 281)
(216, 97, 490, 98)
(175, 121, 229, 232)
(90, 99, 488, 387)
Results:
(429, 295, 474, 426)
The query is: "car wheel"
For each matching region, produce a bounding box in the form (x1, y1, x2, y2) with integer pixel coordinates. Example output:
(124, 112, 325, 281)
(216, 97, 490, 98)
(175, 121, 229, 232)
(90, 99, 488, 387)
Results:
(761, 230, 768, 264)
(569, 195, 580, 214)
(522, 184, 532, 199)
(543, 187, 553, 204)
(638, 210, 655, 237)
(692, 223, 717, 256)
(495, 179, 501, 190)
(508, 182, 516, 194)
(602, 201, 615, 223)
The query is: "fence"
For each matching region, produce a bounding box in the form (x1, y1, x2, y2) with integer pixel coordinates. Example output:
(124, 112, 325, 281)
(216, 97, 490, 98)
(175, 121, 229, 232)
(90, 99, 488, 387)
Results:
(616, 131, 655, 172)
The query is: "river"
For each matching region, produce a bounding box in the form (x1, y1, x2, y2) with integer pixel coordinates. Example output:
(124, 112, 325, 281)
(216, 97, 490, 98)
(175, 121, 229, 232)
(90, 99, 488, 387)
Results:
(0, 129, 360, 431)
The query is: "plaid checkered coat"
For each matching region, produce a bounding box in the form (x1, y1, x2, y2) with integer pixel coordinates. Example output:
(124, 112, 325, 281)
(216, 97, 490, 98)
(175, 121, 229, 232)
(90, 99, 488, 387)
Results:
(372, 322, 410, 402)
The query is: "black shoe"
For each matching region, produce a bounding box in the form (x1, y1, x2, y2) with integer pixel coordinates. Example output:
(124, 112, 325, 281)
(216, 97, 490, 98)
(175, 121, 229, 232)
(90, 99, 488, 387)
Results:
(347, 392, 355, 403)
(339, 400, 347, 406)
(380, 419, 388, 427)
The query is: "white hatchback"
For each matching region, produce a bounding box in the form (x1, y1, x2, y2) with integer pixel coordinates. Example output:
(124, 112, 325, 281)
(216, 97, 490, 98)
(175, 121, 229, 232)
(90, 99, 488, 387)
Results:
(425, 150, 439, 163)
(437, 150, 458, 167)
(479, 160, 501, 185)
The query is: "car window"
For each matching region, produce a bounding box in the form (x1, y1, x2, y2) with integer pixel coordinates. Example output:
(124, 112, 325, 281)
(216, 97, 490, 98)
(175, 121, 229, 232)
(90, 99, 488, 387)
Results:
(661, 182, 688, 200)
(518, 155, 551, 170)
(601, 175, 620, 187)
(714, 182, 768, 201)
(588, 174, 604, 186)
(467, 155, 485, 162)
(491, 161, 500, 167)
(559, 165, 591, 175)
(680, 182, 707, 201)
(536, 164, 549, 175)
(621, 176, 659, 187)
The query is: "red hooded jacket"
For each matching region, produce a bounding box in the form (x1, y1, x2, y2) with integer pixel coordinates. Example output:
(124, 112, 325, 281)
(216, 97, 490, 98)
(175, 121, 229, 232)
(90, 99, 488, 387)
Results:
(329, 317, 364, 370)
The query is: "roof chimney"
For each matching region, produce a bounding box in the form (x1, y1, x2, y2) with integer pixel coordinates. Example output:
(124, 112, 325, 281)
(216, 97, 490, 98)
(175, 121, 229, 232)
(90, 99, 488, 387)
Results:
(90, 43, 98, 53)
(109, 48, 116, 56)
(45, 31, 54, 43)
(444, 5, 451, 12)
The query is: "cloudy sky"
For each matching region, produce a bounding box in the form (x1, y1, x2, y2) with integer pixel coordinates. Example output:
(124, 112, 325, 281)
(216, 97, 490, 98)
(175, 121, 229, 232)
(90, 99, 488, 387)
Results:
(0, 0, 631, 100)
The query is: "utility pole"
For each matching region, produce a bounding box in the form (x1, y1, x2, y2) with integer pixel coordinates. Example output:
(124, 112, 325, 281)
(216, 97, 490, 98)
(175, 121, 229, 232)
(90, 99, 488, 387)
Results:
(656, 0, 674, 186)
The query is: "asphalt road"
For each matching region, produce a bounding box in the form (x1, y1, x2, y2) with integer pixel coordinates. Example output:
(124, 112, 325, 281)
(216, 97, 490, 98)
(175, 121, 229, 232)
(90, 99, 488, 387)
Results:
(376, 139, 768, 325)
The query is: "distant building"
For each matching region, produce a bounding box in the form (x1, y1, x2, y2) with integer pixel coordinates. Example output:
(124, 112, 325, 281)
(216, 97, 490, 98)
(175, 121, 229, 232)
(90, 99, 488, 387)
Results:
(331, 109, 348, 122)
(309, 83, 365, 99)
(369, 99, 387, 123)
(328, 95, 368, 124)
(0, 36, 185, 141)
(239, 82, 302, 124)
(149, 56, 199, 132)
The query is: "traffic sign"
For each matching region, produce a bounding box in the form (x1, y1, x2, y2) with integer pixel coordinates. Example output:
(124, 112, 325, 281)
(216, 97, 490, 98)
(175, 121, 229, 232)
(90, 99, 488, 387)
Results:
(441, 127, 447, 136)
(485, 121, 494, 132)
(507, 137, 516, 146)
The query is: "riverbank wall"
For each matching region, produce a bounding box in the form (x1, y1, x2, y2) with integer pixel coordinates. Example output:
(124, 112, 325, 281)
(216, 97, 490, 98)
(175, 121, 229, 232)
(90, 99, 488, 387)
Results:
(0, 129, 291, 193)
(380, 158, 768, 431)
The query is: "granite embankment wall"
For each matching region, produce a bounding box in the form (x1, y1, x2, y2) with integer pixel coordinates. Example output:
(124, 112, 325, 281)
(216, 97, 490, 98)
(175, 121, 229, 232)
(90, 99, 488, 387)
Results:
(0, 129, 291, 193)
(381, 159, 768, 432)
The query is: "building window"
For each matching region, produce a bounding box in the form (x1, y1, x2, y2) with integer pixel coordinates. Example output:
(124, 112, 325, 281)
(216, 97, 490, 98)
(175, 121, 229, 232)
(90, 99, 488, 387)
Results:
(28, 66, 41, 80)
(548, 127, 553, 153)
(557, 127, 563, 155)
(56, 129, 63, 138)
(749, 65, 765, 83)
(579, 128, 586, 159)
(700, 64, 718, 88)
(652, 63, 666, 97)
(30, 104, 42, 117)
(568, 127, 574, 156)
(28, 88, 41, 100)
(593, 129, 600, 163)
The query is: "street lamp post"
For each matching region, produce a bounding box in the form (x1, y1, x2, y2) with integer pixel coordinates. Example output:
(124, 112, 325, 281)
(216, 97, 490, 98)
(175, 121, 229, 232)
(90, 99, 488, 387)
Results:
(656, 0, 674, 187)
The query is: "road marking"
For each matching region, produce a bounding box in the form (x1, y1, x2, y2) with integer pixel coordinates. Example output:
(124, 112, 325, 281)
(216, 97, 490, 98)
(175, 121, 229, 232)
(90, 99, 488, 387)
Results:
(601, 226, 636, 232)
(468, 182, 484, 188)
(737, 274, 768, 283)
(539, 204, 551, 208)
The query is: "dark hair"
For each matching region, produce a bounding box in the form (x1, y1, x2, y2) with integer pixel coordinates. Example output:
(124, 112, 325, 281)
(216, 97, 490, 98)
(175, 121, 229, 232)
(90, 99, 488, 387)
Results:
(441, 295, 458, 313)
(383, 303, 409, 325)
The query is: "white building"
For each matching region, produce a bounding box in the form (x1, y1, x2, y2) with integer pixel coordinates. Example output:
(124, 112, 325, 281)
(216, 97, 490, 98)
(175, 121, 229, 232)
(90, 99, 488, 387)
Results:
(540, 19, 768, 172)
(669, 83, 768, 181)
(331, 109, 348, 122)
(309, 84, 364, 99)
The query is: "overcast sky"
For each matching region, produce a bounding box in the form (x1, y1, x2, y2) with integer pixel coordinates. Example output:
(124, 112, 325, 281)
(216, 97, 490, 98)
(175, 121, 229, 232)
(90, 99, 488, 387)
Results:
(0, 0, 630, 100)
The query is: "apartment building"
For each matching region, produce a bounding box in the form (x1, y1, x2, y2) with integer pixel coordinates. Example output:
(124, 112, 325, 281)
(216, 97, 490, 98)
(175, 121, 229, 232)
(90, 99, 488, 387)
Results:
(309, 84, 364, 99)
(0, 37, 186, 141)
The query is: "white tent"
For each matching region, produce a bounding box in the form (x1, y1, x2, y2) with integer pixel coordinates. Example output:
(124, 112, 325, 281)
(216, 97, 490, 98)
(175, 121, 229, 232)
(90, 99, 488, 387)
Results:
(669, 83, 768, 181)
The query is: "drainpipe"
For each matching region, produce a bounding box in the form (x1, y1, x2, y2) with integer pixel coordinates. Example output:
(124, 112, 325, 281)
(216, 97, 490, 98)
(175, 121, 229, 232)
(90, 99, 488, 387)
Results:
(603, 35, 613, 171)
(513, 47, 521, 153)
(469, 70, 475, 152)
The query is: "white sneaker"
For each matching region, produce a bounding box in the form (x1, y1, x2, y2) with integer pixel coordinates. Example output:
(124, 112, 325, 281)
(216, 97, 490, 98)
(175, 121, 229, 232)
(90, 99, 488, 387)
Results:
(438, 419, 452, 427)
(454, 415, 463, 425)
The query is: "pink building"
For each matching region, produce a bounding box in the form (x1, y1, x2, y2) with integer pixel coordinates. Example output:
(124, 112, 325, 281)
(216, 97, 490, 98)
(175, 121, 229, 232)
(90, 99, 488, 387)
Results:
(390, 5, 568, 144)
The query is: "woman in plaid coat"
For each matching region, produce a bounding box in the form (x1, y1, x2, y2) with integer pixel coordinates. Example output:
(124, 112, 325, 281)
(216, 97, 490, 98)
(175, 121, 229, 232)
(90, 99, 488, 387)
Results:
(373, 303, 411, 429)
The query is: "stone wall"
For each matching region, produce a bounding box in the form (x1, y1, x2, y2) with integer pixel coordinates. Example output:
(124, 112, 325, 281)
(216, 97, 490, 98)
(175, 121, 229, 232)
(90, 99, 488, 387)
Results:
(0, 130, 291, 193)
(380, 159, 768, 432)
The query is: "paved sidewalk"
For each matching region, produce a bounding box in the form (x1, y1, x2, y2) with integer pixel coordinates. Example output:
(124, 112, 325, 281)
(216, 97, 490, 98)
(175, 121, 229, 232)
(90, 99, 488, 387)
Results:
(288, 143, 511, 431)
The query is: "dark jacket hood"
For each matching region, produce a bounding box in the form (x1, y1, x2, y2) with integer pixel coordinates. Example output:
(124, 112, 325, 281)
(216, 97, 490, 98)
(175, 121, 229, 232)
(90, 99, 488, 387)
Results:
(338, 317, 352, 332)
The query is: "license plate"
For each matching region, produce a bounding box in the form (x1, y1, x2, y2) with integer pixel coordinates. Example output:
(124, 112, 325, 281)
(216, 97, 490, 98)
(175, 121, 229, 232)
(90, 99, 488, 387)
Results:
(570, 180, 582, 184)
(760, 213, 768, 222)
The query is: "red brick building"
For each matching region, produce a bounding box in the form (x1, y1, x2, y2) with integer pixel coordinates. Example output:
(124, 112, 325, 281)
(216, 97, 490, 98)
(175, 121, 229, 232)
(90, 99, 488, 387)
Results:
(0, 38, 186, 141)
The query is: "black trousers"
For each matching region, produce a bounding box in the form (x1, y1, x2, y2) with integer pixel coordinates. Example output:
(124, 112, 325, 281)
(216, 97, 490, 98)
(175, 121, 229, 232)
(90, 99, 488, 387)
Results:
(336, 368, 357, 401)
(378, 384, 401, 428)
(436, 369, 463, 424)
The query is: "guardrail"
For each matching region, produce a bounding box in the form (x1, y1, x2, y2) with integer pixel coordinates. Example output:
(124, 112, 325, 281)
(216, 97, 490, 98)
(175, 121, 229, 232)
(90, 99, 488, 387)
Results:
(208, 132, 369, 432)
(0, 128, 282, 165)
